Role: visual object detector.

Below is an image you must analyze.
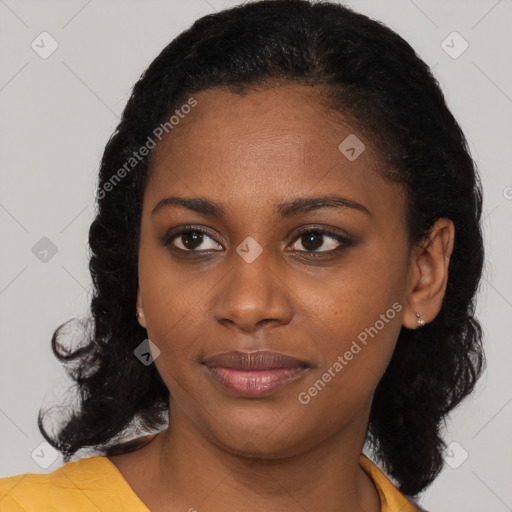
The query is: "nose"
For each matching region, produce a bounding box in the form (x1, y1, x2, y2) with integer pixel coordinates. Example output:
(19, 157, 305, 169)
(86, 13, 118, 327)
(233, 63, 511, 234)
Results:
(213, 247, 293, 333)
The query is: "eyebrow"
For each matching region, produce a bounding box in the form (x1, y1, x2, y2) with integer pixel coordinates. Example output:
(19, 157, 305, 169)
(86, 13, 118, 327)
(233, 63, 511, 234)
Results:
(151, 195, 372, 218)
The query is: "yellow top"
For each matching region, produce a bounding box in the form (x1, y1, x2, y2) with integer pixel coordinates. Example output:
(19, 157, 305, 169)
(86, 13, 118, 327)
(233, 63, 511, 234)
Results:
(0, 441, 420, 512)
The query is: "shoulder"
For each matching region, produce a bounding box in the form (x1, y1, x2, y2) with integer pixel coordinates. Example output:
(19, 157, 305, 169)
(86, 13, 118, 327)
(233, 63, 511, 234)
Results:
(0, 456, 140, 512)
(359, 454, 425, 512)
(0, 434, 159, 511)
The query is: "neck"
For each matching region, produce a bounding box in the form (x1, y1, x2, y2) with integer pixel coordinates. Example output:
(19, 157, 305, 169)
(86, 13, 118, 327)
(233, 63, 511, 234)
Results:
(146, 403, 380, 512)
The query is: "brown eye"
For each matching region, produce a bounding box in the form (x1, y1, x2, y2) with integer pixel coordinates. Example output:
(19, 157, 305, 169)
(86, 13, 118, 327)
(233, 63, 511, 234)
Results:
(181, 231, 204, 250)
(290, 230, 350, 253)
(167, 228, 223, 252)
(299, 232, 324, 251)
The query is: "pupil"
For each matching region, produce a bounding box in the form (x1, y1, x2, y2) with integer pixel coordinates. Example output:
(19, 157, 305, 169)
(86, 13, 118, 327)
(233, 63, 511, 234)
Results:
(183, 231, 202, 249)
(303, 232, 322, 251)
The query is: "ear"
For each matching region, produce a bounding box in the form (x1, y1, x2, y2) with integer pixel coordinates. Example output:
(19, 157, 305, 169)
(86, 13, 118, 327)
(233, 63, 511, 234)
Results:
(402, 218, 455, 329)
(136, 287, 147, 328)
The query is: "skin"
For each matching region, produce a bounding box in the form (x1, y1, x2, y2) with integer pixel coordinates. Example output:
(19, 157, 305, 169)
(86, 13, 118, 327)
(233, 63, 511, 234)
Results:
(108, 84, 454, 512)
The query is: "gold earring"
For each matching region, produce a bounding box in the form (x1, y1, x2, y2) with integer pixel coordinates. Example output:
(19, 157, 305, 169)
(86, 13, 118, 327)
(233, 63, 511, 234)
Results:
(136, 307, 143, 318)
(416, 312, 426, 327)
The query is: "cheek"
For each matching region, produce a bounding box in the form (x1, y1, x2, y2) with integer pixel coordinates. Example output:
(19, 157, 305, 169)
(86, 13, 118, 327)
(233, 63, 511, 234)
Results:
(298, 247, 404, 331)
(292, 247, 406, 394)
(138, 228, 213, 338)
(294, 297, 402, 420)
(137, 253, 199, 375)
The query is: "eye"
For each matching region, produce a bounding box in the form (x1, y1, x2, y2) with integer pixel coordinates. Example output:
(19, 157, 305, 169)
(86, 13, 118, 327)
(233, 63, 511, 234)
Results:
(164, 225, 355, 257)
(289, 228, 354, 254)
(167, 227, 223, 252)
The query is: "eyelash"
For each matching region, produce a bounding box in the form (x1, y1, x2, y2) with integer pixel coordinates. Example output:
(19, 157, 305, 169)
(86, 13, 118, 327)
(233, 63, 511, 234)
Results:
(164, 225, 355, 258)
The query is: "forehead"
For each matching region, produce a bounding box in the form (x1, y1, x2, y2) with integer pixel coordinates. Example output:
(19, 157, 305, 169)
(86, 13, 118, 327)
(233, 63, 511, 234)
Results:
(153, 84, 372, 164)
(146, 85, 403, 224)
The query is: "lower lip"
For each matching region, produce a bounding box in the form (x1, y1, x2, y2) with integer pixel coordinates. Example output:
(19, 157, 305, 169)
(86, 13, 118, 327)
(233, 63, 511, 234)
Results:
(204, 366, 308, 397)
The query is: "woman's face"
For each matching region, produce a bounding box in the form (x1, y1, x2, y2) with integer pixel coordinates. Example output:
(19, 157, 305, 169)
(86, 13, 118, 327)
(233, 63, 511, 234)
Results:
(137, 84, 414, 457)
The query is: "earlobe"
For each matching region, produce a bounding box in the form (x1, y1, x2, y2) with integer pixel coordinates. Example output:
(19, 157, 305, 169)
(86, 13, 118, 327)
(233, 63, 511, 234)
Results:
(136, 288, 147, 328)
(403, 218, 455, 330)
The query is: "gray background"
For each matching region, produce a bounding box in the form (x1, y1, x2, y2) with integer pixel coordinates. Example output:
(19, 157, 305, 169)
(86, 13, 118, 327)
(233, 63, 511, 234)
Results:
(1, 0, 511, 510)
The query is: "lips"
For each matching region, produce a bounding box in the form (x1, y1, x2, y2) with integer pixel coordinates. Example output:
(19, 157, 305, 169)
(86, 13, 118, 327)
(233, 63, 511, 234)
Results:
(203, 350, 307, 370)
(202, 350, 309, 397)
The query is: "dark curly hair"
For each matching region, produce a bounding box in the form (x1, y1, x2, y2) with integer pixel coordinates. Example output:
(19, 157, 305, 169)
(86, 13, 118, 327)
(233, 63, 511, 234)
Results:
(38, 0, 485, 498)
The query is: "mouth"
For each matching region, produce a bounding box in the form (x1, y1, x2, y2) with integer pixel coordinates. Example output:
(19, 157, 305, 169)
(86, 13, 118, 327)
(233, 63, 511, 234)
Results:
(202, 350, 309, 398)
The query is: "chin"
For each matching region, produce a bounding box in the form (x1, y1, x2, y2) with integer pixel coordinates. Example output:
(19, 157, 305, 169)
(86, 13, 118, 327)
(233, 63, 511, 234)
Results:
(199, 399, 317, 458)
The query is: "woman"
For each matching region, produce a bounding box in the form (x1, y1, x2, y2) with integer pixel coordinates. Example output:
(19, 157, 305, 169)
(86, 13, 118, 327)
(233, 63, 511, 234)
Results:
(0, 0, 484, 511)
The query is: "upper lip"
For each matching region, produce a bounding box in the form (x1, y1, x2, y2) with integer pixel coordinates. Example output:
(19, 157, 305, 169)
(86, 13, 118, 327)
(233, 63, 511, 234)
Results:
(202, 350, 308, 370)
